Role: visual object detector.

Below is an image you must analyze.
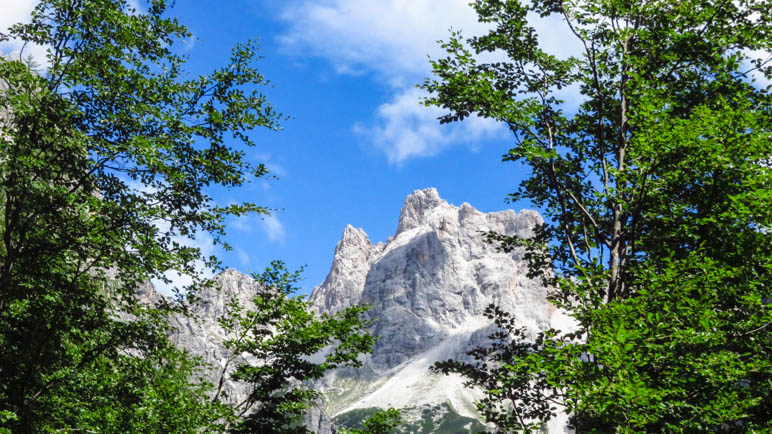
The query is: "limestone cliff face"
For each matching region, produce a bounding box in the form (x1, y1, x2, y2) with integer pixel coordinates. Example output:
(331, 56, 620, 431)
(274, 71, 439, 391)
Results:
(308, 225, 384, 315)
(308, 188, 567, 432)
(311, 188, 550, 368)
(167, 269, 257, 407)
(359, 188, 548, 369)
(152, 188, 567, 432)
(149, 270, 339, 433)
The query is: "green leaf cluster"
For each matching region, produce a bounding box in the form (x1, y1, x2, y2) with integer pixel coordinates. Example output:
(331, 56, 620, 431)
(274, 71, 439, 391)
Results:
(219, 261, 375, 433)
(339, 408, 403, 434)
(424, 0, 771, 431)
(0, 1, 374, 432)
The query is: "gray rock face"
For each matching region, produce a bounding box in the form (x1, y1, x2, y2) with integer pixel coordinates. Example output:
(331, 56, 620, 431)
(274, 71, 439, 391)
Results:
(309, 225, 384, 315)
(145, 187, 571, 432)
(312, 188, 550, 368)
(142, 269, 339, 432)
(303, 400, 338, 434)
(308, 188, 568, 432)
(166, 269, 258, 406)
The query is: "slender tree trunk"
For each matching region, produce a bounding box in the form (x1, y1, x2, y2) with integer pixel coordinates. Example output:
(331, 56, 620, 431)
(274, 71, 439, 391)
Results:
(609, 35, 631, 302)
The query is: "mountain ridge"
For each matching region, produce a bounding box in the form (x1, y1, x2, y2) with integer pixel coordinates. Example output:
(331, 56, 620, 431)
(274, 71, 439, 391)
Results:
(158, 187, 571, 432)
(307, 188, 571, 432)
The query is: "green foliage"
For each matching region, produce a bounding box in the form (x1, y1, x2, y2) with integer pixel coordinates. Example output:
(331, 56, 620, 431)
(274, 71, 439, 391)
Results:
(38, 344, 233, 433)
(220, 261, 375, 433)
(405, 404, 487, 434)
(335, 404, 485, 434)
(334, 407, 383, 429)
(0, 410, 16, 434)
(339, 408, 403, 434)
(0, 0, 352, 431)
(424, 0, 771, 431)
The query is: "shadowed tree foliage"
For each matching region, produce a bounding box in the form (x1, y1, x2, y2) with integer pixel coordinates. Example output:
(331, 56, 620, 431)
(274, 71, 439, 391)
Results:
(339, 408, 403, 434)
(0, 1, 373, 432)
(222, 262, 375, 434)
(424, 0, 771, 431)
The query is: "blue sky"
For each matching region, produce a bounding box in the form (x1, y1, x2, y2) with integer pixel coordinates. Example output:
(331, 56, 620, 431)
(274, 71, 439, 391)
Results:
(174, 0, 537, 293)
(163, 0, 540, 293)
(3, 0, 767, 295)
(1, 0, 554, 294)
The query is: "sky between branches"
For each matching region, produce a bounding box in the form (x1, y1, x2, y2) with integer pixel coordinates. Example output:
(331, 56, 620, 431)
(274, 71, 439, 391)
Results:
(1, 0, 768, 294)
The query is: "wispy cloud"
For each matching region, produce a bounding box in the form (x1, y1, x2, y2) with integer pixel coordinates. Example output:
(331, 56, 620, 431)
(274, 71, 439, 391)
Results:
(230, 215, 253, 232)
(231, 212, 286, 244)
(279, 0, 581, 164)
(261, 214, 286, 243)
(354, 87, 504, 164)
(0, 0, 48, 66)
(235, 248, 251, 266)
(279, 0, 493, 79)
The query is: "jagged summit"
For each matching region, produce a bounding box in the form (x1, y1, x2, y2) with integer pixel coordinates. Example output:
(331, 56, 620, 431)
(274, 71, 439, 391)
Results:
(397, 188, 446, 233)
(307, 188, 567, 430)
(309, 225, 384, 315)
(310, 188, 545, 323)
(310, 188, 543, 317)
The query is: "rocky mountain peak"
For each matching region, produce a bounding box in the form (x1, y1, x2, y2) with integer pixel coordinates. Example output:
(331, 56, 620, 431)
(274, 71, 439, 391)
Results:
(396, 188, 448, 233)
(308, 225, 384, 315)
(308, 188, 569, 430)
(340, 224, 372, 247)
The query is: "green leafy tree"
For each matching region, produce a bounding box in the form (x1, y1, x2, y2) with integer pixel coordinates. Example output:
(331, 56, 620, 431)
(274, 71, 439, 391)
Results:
(424, 0, 771, 431)
(41, 342, 233, 432)
(0, 0, 371, 432)
(216, 261, 375, 434)
(339, 408, 403, 434)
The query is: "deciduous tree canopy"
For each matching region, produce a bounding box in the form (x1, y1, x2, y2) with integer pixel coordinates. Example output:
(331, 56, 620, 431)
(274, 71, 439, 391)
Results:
(424, 0, 771, 431)
(0, 1, 372, 432)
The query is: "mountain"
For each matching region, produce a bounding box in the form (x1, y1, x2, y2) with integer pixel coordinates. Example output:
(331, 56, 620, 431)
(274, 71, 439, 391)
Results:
(155, 187, 572, 433)
(308, 188, 573, 432)
(142, 270, 339, 433)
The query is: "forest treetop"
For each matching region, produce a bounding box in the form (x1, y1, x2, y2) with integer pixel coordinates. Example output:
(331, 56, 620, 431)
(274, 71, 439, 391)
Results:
(425, 0, 771, 431)
(1, 1, 375, 432)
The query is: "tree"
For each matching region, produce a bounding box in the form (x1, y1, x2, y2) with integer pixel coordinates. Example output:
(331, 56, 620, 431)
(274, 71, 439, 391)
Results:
(424, 0, 771, 431)
(37, 342, 233, 432)
(219, 262, 374, 434)
(339, 408, 403, 434)
(0, 1, 373, 431)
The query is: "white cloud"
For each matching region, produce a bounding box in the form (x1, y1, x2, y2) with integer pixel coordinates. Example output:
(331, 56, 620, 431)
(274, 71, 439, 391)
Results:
(280, 1, 582, 79)
(279, 0, 582, 164)
(235, 248, 251, 266)
(0, 0, 37, 35)
(261, 214, 286, 243)
(355, 87, 504, 164)
(182, 33, 197, 52)
(0, 0, 48, 66)
(232, 211, 285, 243)
(230, 215, 252, 232)
(280, 0, 492, 79)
